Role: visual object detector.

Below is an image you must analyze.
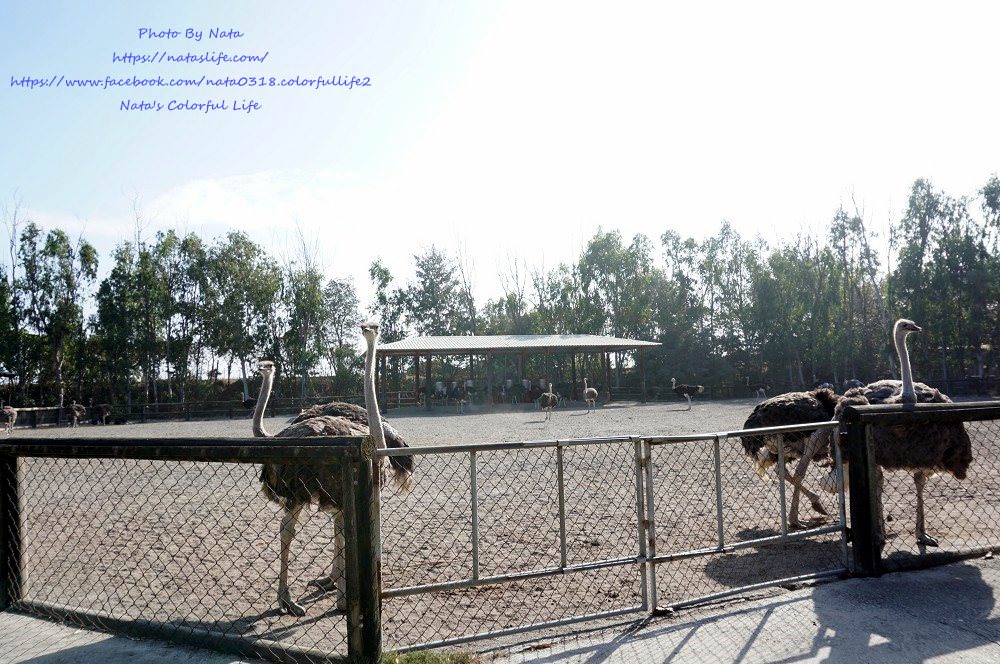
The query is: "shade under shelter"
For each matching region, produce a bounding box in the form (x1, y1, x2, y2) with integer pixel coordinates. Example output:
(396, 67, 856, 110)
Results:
(378, 334, 661, 410)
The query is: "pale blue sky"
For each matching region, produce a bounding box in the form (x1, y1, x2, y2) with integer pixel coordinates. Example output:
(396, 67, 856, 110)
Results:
(2, 1, 999, 306)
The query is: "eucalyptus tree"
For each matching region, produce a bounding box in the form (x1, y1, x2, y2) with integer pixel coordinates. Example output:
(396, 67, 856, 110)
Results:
(15, 223, 98, 406)
(206, 231, 281, 400)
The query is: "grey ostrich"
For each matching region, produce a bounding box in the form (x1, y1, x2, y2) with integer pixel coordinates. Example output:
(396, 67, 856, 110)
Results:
(821, 319, 972, 546)
(671, 377, 704, 410)
(538, 380, 558, 421)
(252, 322, 414, 616)
(740, 387, 840, 527)
(583, 378, 598, 412)
(67, 400, 86, 427)
(0, 403, 16, 434)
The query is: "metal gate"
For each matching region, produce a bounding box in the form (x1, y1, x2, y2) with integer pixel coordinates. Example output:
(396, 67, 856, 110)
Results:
(377, 420, 848, 651)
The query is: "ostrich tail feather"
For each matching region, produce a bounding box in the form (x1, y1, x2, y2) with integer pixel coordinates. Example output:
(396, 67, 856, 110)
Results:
(393, 468, 414, 492)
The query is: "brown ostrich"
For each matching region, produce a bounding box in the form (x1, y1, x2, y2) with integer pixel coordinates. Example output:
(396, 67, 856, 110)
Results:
(740, 387, 840, 527)
(252, 322, 414, 616)
(583, 378, 598, 412)
(821, 319, 972, 546)
(538, 380, 558, 421)
(67, 400, 86, 427)
(0, 403, 16, 434)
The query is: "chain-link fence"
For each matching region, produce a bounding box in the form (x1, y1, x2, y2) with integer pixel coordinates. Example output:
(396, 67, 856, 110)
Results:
(0, 436, 380, 664)
(842, 402, 1000, 576)
(643, 424, 848, 613)
(379, 438, 647, 651)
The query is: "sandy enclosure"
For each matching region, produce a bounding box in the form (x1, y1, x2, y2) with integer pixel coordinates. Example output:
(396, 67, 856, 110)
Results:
(10, 398, 1000, 655)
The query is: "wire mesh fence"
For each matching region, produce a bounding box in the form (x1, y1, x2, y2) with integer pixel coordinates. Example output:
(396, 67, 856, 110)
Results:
(852, 410, 1000, 573)
(0, 437, 378, 664)
(644, 427, 848, 612)
(379, 439, 646, 651)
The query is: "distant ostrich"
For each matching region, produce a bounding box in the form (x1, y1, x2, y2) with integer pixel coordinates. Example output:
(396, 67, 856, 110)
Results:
(67, 400, 86, 427)
(90, 399, 112, 425)
(751, 383, 769, 400)
(538, 380, 558, 421)
(0, 403, 16, 434)
(253, 322, 414, 616)
(242, 397, 257, 410)
(740, 387, 840, 527)
(671, 378, 704, 410)
(821, 319, 972, 546)
(583, 378, 598, 412)
(843, 378, 864, 392)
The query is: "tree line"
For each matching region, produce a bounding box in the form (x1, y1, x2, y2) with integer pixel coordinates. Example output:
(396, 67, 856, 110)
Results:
(2, 177, 998, 408)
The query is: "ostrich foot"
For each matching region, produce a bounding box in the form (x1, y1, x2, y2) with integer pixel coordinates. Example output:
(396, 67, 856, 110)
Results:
(308, 576, 347, 610)
(917, 532, 940, 547)
(789, 517, 825, 530)
(278, 591, 306, 616)
(809, 499, 829, 516)
(308, 575, 336, 591)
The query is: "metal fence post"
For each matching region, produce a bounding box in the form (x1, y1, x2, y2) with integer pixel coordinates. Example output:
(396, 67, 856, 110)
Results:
(0, 453, 20, 611)
(354, 437, 382, 663)
(845, 407, 882, 576)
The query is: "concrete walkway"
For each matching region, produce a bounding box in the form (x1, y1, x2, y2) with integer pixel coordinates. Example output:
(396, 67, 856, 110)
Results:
(4, 558, 999, 663)
(492, 557, 1000, 663)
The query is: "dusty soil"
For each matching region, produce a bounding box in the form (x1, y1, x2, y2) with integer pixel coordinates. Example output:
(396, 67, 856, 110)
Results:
(9, 397, 1000, 656)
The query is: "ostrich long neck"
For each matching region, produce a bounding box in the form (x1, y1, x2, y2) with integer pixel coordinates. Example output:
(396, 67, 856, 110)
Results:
(252, 370, 274, 437)
(364, 338, 387, 449)
(896, 327, 916, 403)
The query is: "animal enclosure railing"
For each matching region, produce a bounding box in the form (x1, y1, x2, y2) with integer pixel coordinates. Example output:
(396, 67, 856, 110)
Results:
(375, 422, 849, 651)
(842, 401, 1000, 577)
(0, 436, 382, 664)
(642, 422, 848, 613)
(377, 437, 649, 651)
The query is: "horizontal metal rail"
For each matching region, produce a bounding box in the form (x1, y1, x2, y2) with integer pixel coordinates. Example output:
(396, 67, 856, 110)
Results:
(377, 435, 635, 456)
(653, 568, 847, 614)
(393, 604, 645, 653)
(13, 599, 341, 664)
(383, 555, 642, 598)
(646, 524, 843, 565)
(644, 420, 839, 446)
(0, 436, 365, 462)
(846, 400, 1000, 425)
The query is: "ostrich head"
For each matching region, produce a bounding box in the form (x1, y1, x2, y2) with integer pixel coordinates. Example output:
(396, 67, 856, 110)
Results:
(895, 319, 922, 336)
(360, 321, 380, 347)
(258, 359, 275, 377)
(671, 377, 677, 388)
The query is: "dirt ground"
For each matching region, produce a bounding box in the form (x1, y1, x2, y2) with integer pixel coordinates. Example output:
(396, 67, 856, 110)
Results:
(9, 396, 1000, 657)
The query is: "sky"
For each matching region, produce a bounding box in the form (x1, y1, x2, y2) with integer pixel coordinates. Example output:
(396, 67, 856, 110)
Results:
(2, 1, 999, 309)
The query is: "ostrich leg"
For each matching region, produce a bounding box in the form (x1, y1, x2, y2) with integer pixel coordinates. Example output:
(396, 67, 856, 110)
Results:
(913, 471, 939, 547)
(686, 395, 692, 410)
(277, 504, 307, 616)
(786, 431, 829, 527)
(307, 510, 348, 609)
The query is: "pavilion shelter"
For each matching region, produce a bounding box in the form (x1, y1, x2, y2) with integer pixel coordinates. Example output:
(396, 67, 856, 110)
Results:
(377, 334, 661, 410)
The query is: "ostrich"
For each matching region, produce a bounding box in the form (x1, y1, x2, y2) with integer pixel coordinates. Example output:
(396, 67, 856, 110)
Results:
(671, 378, 704, 410)
(740, 387, 840, 527)
(67, 400, 86, 427)
(583, 378, 598, 412)
(89, 399, 112, 425)
(751, 383, 769, 400)
(538, 380, 558, 421)
(252, 322, 414, 616)
(843, 378, 864, 392)
(0, 403, 16, 434)
(820, 319, 972, 546)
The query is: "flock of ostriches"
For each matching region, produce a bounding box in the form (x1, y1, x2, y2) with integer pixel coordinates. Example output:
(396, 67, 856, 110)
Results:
(0, 318, 974, 618)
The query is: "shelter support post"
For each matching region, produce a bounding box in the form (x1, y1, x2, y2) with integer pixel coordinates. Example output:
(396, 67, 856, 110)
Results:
(640, 349, 648, 403)
(425, 353, 432, 411)
(604, 351, 613, 402)
(571, 353, 578, 401)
